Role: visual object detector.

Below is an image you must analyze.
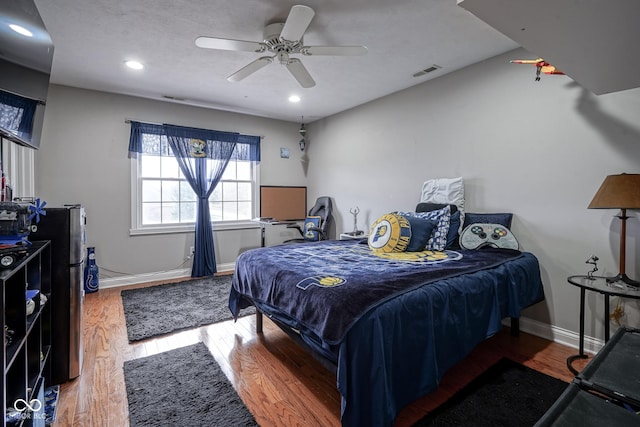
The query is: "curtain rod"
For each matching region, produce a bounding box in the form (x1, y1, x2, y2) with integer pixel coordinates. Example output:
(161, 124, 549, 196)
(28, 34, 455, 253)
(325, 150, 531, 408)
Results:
(124, 118, 162, 125)
(124, 119, 264, 139)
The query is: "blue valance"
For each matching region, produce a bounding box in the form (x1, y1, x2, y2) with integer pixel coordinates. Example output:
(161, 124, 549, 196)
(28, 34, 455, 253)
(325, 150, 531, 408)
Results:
(128, 121, 260, 161)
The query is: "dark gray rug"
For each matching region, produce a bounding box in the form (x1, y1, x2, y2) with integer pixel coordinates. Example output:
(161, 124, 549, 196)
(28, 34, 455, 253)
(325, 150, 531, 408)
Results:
(412, 358, 568, 426)
(121, 275, 255, 342)
(124, 342, 257, 426)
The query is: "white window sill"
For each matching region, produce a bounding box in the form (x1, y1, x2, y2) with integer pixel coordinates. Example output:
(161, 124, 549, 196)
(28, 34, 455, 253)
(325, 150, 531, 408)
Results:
(129, 220, 260, 236)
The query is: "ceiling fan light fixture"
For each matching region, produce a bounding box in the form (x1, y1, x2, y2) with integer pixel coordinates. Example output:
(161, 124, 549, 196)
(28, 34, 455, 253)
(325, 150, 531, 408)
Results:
(277, 51, 290, 65)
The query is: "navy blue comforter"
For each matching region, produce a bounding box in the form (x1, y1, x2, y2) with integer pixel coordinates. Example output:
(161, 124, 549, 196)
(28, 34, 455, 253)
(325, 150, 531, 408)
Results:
(230, 239, 544, 427)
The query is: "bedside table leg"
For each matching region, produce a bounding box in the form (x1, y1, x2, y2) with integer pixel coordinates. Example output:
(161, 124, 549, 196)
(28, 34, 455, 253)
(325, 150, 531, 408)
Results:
(604, 294, 610, 342)
(578, 288, 585, 355)
(567, 288, 588, 375)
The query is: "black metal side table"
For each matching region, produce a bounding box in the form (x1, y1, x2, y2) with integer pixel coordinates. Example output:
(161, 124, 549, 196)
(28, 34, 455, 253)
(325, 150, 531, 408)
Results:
(566, 275, 640, 375)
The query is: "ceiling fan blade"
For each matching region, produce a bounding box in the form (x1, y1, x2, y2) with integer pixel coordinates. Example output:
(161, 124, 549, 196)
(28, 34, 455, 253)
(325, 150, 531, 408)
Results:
(302, 45, 368, 56)
(227, 57, 273, 82)
(280, 5, 315, 42)
(286, 58, 315, 88)
(195, 36, 265, 53)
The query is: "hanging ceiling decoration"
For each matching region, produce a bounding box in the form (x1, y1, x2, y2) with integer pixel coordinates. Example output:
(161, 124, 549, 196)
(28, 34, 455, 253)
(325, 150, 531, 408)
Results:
(299, 118, 306, 151)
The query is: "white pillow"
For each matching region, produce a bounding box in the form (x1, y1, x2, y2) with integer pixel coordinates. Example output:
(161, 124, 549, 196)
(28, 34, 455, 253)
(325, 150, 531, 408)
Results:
(421, 176, 465, 231)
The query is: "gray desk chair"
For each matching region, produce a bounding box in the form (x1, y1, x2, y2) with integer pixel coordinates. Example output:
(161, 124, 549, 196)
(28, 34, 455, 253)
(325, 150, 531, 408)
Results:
(284, 196, 333, 243)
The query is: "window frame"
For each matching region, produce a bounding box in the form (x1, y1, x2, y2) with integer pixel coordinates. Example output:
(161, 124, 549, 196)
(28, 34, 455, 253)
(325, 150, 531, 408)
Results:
(129, 153, 260, 236)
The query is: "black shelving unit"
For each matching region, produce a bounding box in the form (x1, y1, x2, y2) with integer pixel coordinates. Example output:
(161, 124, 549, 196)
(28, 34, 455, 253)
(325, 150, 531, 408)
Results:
(2, 241, 51, 427)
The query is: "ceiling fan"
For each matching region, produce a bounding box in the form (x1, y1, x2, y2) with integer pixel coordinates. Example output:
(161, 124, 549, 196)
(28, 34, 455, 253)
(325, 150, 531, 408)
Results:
(195, 5, 367, 88)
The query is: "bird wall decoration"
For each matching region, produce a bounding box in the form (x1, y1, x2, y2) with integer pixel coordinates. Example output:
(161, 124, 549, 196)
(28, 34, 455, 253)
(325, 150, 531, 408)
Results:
(510, 58, 564, 81)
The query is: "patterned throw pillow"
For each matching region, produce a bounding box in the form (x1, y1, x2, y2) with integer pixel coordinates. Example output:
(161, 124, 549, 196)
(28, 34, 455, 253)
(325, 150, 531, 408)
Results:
(368, 213, 412, 253)
(398, 205, 451, 251)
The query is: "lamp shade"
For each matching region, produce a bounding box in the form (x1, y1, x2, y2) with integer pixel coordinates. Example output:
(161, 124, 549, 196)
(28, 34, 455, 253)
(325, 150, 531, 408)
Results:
(588, 173, 640, 209)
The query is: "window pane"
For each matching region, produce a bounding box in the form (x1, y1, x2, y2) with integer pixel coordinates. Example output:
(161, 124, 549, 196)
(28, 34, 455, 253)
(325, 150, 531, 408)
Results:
(237, 161, 251, 180)
(237, 201, 252, 220)
(161, 156, 181, 179)
(180, 181, 196, 201)
(142, 180, 161, 202)
(141, 155, 161, 178)
(223, 201, 237, 220)
(162, 180, 180, 202)
(222, 182, 238, 201)
(221, 160, 236, 180)
(162, 202, 180, 223)
(142, 202, 162, 224)
(237, 182, 251, 201)
(180, 202, 197, 223)
(210, 201, 222, 221)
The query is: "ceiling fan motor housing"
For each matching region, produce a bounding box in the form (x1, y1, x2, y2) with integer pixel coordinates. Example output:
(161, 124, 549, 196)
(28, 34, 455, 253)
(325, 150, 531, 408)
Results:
(263, 22, 284, 43)
(263, 22, 303, 55)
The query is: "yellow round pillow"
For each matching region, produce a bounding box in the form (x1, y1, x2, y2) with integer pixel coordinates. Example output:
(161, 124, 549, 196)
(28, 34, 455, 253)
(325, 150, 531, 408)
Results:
(368, 213, 412, 253)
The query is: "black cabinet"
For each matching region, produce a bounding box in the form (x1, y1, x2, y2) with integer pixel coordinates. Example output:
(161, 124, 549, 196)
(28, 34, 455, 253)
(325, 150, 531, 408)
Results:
(2, 241, 51, 427)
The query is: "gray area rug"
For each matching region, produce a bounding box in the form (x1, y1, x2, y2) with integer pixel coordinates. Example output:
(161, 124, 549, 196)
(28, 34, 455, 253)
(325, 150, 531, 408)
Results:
(121, 275, 255, 342)
(124, 342, 258, 426)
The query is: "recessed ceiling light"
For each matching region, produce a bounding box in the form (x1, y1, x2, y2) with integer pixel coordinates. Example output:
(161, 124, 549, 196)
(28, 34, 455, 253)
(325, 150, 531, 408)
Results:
(289, 95, 301, 103)
(9, 24, 32, 37)
(125, 60, 144, 70)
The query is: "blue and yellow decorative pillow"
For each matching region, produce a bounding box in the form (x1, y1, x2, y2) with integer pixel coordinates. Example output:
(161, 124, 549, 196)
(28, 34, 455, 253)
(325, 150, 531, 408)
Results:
(368, 213, 412, 253)
(303, 216, 322, 241)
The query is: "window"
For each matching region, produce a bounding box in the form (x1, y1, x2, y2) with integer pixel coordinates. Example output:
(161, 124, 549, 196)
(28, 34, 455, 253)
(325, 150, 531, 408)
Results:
(129, 122, 260, 233)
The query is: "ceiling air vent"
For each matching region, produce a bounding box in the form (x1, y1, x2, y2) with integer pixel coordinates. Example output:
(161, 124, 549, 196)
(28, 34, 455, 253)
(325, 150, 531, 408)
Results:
(413, 64, 441, 78)
(162, 95, 186, 101)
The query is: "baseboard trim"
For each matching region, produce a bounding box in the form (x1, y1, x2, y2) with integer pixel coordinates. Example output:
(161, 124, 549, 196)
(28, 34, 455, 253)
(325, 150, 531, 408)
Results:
(511, 316, 604, 355)
(98, 262, 236, 289)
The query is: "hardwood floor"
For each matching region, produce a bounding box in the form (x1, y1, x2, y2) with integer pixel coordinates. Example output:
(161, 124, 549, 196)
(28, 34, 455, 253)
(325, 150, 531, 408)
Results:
(53, 276, 588, 427)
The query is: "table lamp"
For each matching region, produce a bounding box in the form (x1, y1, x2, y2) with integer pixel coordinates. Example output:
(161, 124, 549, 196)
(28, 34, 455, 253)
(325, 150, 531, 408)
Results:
(588, 173, 640, 287)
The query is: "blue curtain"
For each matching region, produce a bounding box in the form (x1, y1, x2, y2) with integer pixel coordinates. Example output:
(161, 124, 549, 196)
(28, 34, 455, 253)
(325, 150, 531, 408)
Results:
(128, 121, 260, 277)
(0, 89, 38, 138)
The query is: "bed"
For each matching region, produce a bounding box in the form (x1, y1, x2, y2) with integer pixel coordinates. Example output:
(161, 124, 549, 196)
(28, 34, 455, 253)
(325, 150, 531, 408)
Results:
(229, 210, 545, 427)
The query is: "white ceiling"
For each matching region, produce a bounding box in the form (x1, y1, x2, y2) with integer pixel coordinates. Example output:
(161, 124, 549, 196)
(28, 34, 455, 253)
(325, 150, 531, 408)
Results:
(459, 0, 640, 96)
(33, 0, 518, 123)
